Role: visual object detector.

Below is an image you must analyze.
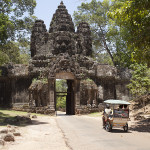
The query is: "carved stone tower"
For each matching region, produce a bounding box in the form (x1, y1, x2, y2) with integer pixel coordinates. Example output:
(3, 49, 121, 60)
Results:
(28, 1, 131, 114)
(30, 1, 92, 58)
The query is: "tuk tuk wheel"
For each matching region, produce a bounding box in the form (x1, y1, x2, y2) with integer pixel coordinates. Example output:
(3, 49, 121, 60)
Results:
(123, 124, 128, 132)
(105, 121, 112, 132)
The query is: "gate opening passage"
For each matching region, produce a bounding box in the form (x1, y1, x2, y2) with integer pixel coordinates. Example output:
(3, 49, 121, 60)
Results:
(55, 79, 75, 115)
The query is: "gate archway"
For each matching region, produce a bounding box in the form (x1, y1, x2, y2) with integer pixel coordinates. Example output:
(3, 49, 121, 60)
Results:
(48, 72, 80, 115)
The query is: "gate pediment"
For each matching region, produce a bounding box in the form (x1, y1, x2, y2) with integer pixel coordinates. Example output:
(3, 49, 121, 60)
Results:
(56, 72, 75, 80)
(48, 54, 81, 79)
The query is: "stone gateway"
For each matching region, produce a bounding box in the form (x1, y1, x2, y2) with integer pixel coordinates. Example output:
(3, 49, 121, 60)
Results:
(0, 2, 131, 115)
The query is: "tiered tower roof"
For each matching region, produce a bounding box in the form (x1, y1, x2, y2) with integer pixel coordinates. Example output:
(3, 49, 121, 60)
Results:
(49, 1, 75, 33)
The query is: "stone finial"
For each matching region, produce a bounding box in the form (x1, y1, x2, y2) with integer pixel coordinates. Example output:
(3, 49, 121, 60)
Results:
(49, 1, 75, 33)
(60, 1, 64, 5)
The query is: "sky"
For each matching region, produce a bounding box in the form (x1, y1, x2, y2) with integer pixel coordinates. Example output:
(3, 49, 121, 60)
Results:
(34, 0, 91, 30)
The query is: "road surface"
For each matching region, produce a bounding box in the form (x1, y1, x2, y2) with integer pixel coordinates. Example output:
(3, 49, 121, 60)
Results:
(56, 112, 150, 150)
(1, 112, 150, 150)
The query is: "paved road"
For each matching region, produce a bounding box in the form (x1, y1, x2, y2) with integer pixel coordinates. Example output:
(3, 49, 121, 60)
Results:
(56, 112, 150, 150)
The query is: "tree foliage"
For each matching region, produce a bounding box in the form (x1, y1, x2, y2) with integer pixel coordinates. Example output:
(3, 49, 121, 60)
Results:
(56, 79, 67, 92)
(93, 51, 113, 65)
(128, 63, 150, 97)
(0, 0, 37, 65)
(56, 97, 66, 110)
(0, 0, 37, 44)
(73, 0, 132, 67)
(0, 13, 13, 43)
(0, 41, 20, 65)
(109, 0, 150, 66)
(0, 41, 30, 65)
(74, 0, 114, 64)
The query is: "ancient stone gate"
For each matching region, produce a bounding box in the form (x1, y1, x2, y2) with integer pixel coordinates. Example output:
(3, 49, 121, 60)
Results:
(0, 1, 131, 114)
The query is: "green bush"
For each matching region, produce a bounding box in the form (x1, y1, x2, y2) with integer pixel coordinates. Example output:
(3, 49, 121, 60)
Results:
(32, 77, 48, 84)
(56, 96, 66, 110)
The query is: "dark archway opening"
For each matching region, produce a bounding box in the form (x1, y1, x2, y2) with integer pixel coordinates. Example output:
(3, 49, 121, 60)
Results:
(55, 79, 75, 115)
(0, 81, 11, 107)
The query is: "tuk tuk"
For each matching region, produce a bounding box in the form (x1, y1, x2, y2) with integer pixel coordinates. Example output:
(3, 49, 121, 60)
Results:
(102, 99, 130, 132)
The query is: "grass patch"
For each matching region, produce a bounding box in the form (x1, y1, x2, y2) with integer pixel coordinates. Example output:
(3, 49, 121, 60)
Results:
(88, 112, 103, 117)
(0, 108, 46, 126)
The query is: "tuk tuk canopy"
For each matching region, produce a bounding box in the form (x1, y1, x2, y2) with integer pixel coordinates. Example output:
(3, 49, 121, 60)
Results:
(104, 99, 130, 105)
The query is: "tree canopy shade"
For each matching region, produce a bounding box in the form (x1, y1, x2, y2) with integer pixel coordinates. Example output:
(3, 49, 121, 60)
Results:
(109, 0, 150, 67)
(0, 0, 37, 44)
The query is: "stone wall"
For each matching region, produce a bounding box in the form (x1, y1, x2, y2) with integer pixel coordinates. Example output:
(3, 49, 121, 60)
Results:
(0, 64, 33, 107)
(11, 78, 32, 104)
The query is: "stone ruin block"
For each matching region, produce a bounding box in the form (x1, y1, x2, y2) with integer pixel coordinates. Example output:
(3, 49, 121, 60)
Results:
(97, 64, 117, 78)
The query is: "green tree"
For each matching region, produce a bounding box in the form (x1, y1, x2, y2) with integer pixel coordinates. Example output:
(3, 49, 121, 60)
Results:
(109, 0, 150, 66)
(0, 41, 30, 65)
(0, 0, 36, 65)
(0, 13, 13, 44)
(0, 0, 36, 44)
(0, 50, 9, 65)
(92, 50, 113, 65)
(128, 63, 150, 97)
(74, 0, 115, 64)
(73, 0, 132, 67)
(0, 42, 21, 65)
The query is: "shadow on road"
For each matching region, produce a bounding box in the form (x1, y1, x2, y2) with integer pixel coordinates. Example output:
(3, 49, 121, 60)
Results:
(130, 118, 150, 133)
(110, 128, 132, 133)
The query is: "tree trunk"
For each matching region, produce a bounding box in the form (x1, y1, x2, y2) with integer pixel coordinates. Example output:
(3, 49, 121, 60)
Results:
(99, 26, 115, 66)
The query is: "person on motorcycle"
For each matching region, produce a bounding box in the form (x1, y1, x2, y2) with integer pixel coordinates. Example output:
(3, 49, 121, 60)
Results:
(103, 104, 112, 127)
(104, 104, 112, 115)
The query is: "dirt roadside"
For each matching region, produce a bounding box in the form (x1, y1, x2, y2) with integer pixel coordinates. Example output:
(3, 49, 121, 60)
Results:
(0, 116, 69, 150)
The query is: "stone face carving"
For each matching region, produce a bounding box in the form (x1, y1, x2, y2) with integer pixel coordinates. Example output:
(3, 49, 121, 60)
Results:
(53, 32, 73, 55)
